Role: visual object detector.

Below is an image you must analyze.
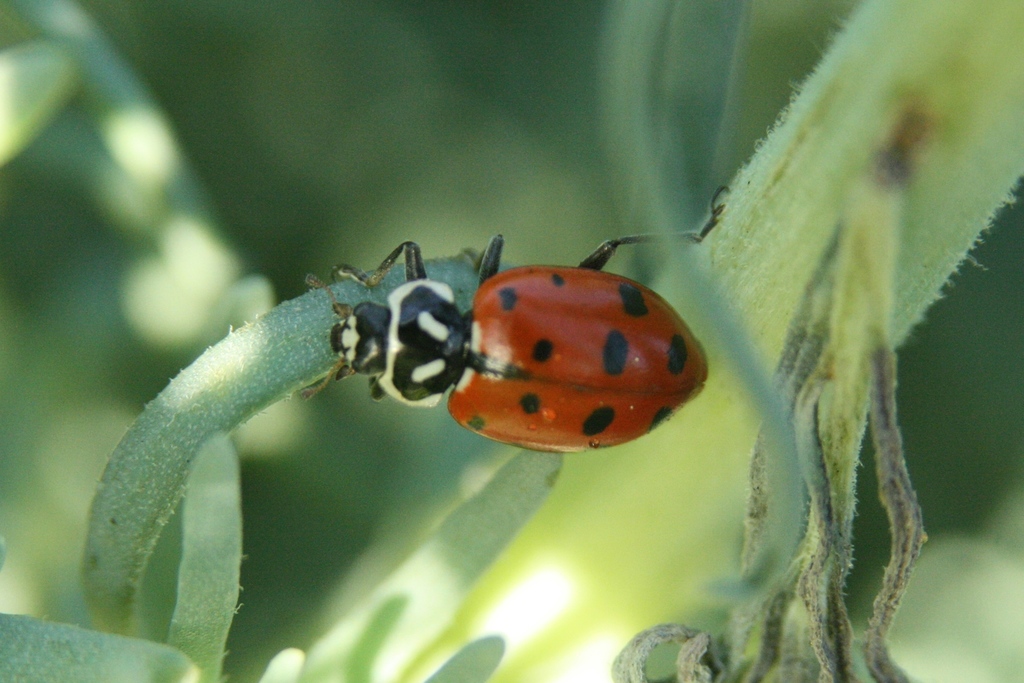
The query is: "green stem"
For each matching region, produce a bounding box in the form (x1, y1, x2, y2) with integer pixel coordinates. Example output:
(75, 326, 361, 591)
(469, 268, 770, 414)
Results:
(81, 258, 481, 634)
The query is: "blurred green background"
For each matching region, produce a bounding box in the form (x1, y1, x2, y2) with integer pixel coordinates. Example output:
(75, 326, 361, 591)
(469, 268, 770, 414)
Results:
(0, 0, 1021, 680)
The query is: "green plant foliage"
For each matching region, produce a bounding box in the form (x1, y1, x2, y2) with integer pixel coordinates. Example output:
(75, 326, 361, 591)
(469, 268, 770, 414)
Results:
(604, 0, 806, 592)
(0, 41, 76, 166)
(2, 0, 1023, 682)
(7, 0, 217, 227)
(80, 256, 482, 635)
(298, 451, 561, 683)
(421, 636, 505, 683)
(258, 649, 307, 683)
(601, 0, 1024, 679)
(168, 434, 243, 683)
(0, 613, 196, 683)
(612, 624, 716, 682)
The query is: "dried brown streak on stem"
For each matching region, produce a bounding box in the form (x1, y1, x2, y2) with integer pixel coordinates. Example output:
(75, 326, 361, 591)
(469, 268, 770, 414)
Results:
(742, 232, 837, 581)
(794, 391, 836, 681)
(863, 347, 925, 683)
(874, 106, 933, 189)
(743, 586, 793, 683)
(777, 617, 819, 683)
(826, 563, 858, 682)
(778, 231, 840, 403)
(795, 390, 859, 683)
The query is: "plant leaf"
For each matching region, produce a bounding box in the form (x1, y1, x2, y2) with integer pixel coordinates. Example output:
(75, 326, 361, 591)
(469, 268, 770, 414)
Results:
(0, 41, 77, 166)
(299, 451, 562, 683)
(167, 434, 242, 683)
(259, 649, 307, 683)
(81, 256, 482, 634)
(422, 636, 505, 683)
(0, 613, 196, 683)
(601, 0, 749, 217)
(603, 0, 807, 590)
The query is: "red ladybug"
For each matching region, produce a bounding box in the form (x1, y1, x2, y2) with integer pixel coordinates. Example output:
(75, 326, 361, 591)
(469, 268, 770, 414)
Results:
(309, 234, 708, 452)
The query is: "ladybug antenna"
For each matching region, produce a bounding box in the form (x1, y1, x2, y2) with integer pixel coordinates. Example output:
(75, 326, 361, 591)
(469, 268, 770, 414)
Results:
(302, 273, 358, 398)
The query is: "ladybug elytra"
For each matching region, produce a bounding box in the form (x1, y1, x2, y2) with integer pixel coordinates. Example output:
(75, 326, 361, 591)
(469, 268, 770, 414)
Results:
(308, 233, 709, 452)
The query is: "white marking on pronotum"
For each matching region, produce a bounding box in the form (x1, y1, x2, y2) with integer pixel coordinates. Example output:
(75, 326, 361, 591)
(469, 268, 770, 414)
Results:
(340, 318, 359, 362)
(452, 319, 485, 393)
(454, 367, 475, 392)
(470, 320, 482, 354)
(377, 280, 454, 408)
(411, 358, 447, 384)
(418, 311, 449, 342)
(453, 320, 483, 392)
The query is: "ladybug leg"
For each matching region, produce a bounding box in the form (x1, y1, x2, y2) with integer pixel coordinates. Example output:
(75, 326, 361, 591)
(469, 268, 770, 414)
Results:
(578, 186, 729, 269)
(476, 234, 505, 283)
(691, 185, 729, 243)
(300, 321, 356, 398)
(301, 360, 355, 398)
(332, 241, 427, 287)
(368, 375, 387, 401)
(578, 235, 654, 271)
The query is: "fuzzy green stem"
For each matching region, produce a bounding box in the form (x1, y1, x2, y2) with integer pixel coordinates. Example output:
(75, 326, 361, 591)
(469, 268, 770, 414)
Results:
(82, 258, 481, 634)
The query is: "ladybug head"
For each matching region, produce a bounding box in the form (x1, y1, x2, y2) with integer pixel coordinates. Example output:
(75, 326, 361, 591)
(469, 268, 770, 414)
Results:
(331, 301, 388, 376)
(333, 279, 471, 408)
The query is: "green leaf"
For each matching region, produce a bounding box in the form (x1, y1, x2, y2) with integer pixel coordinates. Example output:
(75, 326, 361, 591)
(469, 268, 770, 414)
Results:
(463, 2, 1024, 681)
(422, 636, 505, 683)
(259, 649, 307, 683)
(601, 0, 748, 217)
(713, 0, 1024, 354)
(603, 0, 806, 588)
(298, 451, 562, 683)
(0, 41, 77, 166)
(167, 434, 242, 683)
(343, 597, 408, 683)
(720, 0, 1024, 588)
(0, 613, 196, 683)
(81, 255, 481, 634)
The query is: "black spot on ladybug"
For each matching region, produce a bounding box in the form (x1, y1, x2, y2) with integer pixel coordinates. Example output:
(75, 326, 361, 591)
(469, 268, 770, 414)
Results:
(603, 330, 628, 375)
(467, 415, 486, 431)
(649, 406, 674, 432)
(532, 339, 554, 362)
(583, 406, 615, 436)
(619, 282, 648, 317)
(668, 334, 688, 375)
(499, 287, 517, 311)
(551, 273, 565, 287)
(520, 393, 541, 414)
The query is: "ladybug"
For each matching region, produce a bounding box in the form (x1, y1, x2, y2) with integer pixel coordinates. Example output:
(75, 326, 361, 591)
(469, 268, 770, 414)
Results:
(308, 233, 709, 452)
